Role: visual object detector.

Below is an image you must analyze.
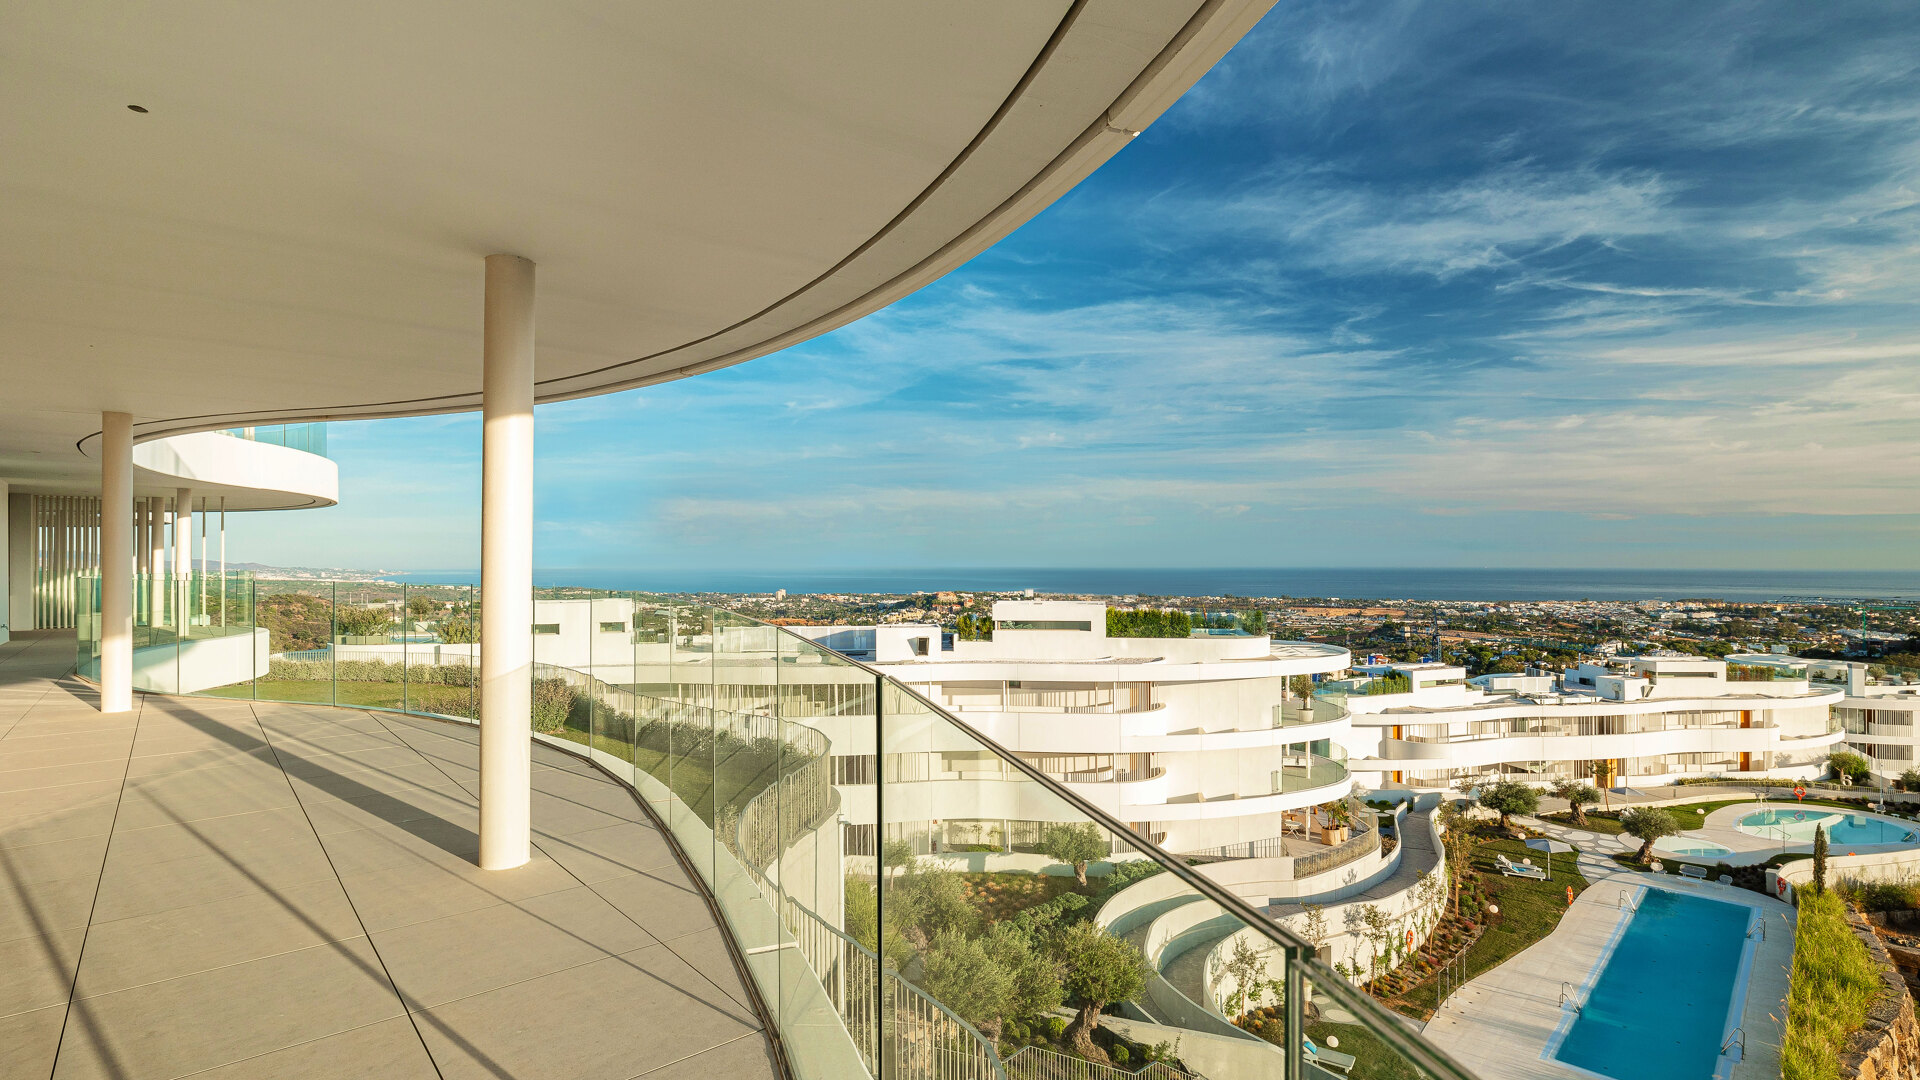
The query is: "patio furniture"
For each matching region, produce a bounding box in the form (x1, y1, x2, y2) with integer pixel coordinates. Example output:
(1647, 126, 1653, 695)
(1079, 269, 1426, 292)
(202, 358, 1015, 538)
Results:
(1680, 865, 1709, 880)
(1304, 1039, 1356, 1074)
(1496, 854, 1548, 880)
(1525, 836, 1574, 880)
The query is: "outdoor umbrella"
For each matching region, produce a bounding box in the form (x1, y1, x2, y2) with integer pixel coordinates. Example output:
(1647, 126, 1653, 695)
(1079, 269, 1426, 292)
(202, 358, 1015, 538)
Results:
(1525, 837, 1575, 880)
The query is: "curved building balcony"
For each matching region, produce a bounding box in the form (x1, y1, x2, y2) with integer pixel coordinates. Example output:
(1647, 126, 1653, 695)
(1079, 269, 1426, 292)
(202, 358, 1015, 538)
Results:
(1371, 723, 1841, 773)
(1139, 753, 1351, 821)
(1060, 766, 1171, 811)
(134, 429, 338, 510)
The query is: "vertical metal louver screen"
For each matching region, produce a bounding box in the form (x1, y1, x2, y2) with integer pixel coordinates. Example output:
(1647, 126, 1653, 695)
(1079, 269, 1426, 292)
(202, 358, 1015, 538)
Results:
(33, 495, 101, 629)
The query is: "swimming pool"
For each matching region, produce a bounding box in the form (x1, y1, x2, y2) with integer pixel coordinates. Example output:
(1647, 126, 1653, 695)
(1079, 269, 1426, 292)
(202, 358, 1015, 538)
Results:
(1734, 807, 1916, 845)
(1653, 836, 1735, 859)
(1555, 890, 1750, 1080)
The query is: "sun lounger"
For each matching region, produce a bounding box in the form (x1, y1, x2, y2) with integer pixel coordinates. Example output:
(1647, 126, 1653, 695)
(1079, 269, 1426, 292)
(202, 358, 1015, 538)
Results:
(1303, 1039, 1356, 1074)
(1495, 853, 1548, 880)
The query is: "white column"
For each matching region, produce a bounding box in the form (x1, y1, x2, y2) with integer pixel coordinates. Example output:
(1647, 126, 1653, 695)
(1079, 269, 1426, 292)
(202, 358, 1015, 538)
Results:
(479, 253, 535, 871)
(218, 498, 226, 628)
(174, 487, 192, 628)
(146, 498, 164, 626)
(100, 413, 133, 713)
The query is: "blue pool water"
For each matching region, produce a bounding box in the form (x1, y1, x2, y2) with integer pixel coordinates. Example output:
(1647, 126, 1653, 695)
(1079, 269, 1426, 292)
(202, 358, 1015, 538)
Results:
(1556, 890, 1750, 1080)
(1734, 808, 1916, 846)
(1653, 836, 1735, 858)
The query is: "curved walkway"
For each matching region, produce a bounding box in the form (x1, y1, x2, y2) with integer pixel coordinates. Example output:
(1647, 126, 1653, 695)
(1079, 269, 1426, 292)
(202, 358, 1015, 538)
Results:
(0, 630, 777, 1080)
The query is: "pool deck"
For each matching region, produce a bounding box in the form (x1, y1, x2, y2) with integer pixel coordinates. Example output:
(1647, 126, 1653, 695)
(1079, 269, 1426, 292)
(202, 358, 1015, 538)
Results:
(0, 630, 779, 1080)
(1657, 803, 1920, 866)
(1420, 826, 1794, 1080)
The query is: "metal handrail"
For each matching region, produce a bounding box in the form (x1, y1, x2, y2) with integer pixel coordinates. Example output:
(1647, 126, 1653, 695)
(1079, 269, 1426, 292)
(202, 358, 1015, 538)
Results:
(722, 616, 1480, 1080)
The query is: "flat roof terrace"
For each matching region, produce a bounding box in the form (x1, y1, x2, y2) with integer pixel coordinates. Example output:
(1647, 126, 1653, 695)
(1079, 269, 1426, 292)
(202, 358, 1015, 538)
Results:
(0, 631, 774, 1080)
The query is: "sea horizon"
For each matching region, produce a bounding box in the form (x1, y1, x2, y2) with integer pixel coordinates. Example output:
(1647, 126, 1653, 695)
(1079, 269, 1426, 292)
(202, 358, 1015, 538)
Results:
(377, 566, 1920, 603)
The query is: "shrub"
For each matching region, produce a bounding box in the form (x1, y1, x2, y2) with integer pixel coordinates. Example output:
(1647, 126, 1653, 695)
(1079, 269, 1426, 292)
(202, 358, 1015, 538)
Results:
(532, 678, 576, 734)
(1903, 768, 1920, 792)
(1006, 1020, 1028, 1043)
(1837, 874, 1920, 912)
(1106, 608, 1192, 638)
(1045, 1016, 1068, 1040)
(1111, 1045, 1131, 1066)
(1782, 889, 1881, 1080)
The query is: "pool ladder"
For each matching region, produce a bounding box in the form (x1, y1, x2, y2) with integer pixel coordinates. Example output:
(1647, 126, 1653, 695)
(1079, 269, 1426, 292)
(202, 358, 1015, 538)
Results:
(1722, 1027, 1746, 1061)
(1560, 981, 1581, 1014)
(1617, 889, 1638, 912)
(1748, 917, 1766, 941)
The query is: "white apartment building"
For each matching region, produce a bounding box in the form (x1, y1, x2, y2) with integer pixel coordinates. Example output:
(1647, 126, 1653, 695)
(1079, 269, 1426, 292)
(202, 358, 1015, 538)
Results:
(1343, 655, 1845, 791)
(1727, 653, 1920, 782)
(790, 600, 1354, 855)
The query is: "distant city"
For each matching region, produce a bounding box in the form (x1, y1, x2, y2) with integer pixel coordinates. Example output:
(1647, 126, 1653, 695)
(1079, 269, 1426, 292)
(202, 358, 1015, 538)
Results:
(223, 563, 1920, 673)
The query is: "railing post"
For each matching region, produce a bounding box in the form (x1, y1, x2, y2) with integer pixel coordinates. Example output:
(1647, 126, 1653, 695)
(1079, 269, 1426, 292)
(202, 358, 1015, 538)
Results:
(874, 671, 886, 1080)
(1285, 944, 1305, 1080)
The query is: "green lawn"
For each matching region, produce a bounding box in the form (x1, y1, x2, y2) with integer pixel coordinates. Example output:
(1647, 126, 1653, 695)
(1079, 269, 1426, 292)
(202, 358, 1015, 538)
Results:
(1394, 837, 1586, 1016)
(197, 679, 417, 708)
(1305, 1021, 1426, 1080)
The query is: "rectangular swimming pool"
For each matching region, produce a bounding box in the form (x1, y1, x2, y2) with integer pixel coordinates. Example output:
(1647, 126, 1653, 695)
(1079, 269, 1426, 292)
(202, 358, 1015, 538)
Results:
(1554, 889, 1751, 1080)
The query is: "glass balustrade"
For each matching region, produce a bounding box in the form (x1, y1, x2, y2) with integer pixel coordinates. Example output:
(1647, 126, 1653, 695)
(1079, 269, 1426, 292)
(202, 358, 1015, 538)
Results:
(220, 422, 330, 457)
(75, 579, 1473, 1080)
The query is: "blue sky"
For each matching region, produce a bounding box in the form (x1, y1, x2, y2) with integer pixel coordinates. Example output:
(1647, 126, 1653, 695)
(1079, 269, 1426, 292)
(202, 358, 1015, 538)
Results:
(234, 1, 1920, 574)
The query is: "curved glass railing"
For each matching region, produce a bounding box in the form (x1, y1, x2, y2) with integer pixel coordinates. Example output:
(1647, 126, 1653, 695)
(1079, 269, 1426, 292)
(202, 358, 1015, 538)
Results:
(221, 422, 329, 457)
(79, 580, 1475, 1080)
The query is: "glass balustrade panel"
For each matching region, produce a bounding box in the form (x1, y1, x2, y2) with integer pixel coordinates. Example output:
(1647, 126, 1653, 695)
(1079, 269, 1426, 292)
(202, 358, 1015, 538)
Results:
(250, 580, 335, 704)
(774, 632, 878, 1080)
(335, 581, 406, 711)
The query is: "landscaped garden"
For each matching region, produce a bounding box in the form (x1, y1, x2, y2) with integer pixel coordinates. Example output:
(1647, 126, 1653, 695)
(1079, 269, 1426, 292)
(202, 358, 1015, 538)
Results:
(1782, 886, 1881, 1080)
(846, 830, 1180, 1069)
(1385, 828, 1587, 1018)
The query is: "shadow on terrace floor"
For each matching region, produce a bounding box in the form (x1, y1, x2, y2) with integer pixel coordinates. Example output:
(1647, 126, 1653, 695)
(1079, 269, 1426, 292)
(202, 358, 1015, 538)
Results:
(0, 629, 776, 1080)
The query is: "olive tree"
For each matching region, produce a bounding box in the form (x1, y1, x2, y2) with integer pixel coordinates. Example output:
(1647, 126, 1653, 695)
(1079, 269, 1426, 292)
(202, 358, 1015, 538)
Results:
(1829, 750, 1871, 785)
(1620, 807, 1680, 864)
(1057, 922, 1150, 1062)
(1040, 822, 1108, 886)
(1220, 936, 1271, 1018)
(1549, 779, 1602, 826)
(1476, 778, 1541, 834)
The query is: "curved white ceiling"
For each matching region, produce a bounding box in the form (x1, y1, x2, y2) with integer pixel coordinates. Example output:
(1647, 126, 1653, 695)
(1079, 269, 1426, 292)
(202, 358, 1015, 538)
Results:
(0, 0, 1275, 490)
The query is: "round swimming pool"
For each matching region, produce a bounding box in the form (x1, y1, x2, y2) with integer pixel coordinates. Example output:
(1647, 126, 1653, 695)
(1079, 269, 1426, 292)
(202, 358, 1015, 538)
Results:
(1734, 808, 1917, 846)
(1653, 836, 1735, 858)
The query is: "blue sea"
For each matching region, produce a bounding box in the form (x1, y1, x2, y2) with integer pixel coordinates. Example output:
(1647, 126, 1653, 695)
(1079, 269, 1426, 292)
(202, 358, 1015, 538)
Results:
(385, 566, 1920, 602)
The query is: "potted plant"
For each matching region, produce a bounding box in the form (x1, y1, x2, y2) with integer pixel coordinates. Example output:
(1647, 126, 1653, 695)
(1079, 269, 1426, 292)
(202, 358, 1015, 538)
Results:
(1319, 800, 1353, 845)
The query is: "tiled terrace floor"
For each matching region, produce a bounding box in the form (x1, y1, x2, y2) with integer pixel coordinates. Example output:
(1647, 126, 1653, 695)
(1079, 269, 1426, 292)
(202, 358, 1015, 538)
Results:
(0, 631, 778, 1080)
